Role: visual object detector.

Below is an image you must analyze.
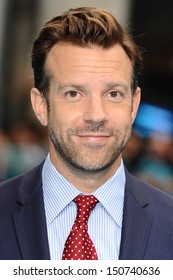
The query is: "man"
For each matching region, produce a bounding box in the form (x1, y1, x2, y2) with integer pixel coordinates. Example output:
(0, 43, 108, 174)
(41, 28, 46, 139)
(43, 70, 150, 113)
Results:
(0, 7, 173, 260)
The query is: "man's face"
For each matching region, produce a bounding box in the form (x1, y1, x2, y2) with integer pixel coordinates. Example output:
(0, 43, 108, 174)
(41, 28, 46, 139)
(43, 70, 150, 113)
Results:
(32, 42, 140, 174)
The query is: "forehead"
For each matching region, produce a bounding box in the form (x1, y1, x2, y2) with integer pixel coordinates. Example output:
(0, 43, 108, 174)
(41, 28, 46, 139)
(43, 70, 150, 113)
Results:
(46, 42, 132, 82)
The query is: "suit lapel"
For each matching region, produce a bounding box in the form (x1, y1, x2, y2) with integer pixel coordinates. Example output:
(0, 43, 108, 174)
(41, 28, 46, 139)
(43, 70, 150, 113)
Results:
(119, 171, 152, 260)
(13, 164, 50, 260)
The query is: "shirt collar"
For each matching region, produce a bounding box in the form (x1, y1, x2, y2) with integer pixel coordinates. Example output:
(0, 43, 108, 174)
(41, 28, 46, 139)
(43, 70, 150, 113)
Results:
(42, 154, 125, 227)
(93, 161, 125, 228)
(42, 155, 80, 225)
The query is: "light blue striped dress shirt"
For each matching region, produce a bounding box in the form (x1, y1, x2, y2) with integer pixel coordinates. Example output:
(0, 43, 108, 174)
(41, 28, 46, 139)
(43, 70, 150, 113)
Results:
(42, 154, 125, 260)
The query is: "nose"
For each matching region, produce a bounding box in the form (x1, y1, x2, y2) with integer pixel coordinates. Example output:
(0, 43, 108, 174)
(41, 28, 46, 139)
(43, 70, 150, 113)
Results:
(83, 94, 108, 125)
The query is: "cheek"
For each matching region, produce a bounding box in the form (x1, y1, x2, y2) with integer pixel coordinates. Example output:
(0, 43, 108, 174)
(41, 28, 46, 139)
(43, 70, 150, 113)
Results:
(48, 103, 79, 132)
(111, 106, 133, 127)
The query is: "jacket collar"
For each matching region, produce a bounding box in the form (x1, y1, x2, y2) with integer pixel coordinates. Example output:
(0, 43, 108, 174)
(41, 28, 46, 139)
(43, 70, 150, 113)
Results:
(13, 163, 50, 260)
(119, 170, 152, 259)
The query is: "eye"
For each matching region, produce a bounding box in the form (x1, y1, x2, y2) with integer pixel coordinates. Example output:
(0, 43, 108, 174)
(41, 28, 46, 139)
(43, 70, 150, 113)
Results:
(65, 91, 83, 101)
(106, 90, 123, 101)
(110, 91, 120, 97)
(67, 91, 79, 97)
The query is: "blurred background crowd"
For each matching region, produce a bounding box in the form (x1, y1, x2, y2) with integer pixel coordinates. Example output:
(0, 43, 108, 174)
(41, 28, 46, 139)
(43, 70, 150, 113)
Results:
(0, 0, 173, 193)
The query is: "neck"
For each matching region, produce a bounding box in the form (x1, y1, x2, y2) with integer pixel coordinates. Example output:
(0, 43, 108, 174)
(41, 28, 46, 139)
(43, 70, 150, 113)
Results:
(49, 152, 121, 193)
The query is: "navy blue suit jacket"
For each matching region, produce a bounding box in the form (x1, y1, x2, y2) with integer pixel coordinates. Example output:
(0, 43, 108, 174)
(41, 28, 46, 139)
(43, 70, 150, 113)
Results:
(0, 162, 173, 259)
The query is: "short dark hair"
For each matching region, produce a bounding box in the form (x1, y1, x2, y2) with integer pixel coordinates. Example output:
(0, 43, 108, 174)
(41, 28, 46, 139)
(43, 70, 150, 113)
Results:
(31, 7, 143, 98)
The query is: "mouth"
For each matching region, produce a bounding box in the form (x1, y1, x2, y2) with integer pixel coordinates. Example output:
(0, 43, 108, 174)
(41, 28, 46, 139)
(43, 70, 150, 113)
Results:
(74, 133, 111, 144)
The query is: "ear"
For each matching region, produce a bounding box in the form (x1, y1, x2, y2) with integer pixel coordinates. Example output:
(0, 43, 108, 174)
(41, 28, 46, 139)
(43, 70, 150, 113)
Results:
(131, 87, 141, 124)
(30, 88, 48, 126)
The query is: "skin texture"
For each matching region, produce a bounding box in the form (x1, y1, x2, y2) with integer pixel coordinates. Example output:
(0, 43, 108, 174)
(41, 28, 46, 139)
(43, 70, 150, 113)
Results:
(31, 42, 141, 193)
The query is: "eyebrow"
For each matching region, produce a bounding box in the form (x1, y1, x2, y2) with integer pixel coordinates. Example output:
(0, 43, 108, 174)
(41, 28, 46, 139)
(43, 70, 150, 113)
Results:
(104, 82, 129, 93)
(57, 83, 88, 92)
(57, 82, 130, 93)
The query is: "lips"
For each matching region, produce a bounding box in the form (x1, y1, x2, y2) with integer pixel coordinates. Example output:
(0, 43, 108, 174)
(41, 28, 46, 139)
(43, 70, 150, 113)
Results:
(75, 131, 112, 137)
(74, 133, 111, 145)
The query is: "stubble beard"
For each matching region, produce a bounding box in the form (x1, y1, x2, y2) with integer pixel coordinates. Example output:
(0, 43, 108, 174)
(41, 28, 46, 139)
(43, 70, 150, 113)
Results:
(48, 122, 131, 175)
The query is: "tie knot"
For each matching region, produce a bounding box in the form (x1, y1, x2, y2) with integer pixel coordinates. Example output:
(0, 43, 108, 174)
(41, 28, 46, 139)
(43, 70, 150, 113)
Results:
(74, 195, 98, 224)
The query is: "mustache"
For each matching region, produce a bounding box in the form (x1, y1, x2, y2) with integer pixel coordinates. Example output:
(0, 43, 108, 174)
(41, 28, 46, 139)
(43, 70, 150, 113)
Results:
(69, 122, 115, 135)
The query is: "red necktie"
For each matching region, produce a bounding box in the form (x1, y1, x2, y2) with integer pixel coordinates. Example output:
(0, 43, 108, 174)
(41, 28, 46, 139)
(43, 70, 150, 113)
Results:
(62, 195, 98, 260)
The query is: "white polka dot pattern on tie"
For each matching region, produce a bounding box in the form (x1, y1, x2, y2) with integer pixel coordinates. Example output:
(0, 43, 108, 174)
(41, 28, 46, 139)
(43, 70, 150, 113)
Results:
(62, 195, 98, 260)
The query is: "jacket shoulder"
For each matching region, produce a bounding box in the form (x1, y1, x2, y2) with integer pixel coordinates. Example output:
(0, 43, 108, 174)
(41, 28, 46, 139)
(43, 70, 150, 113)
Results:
(125, 170, 173, 213)
(0, 163, 44, 208)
